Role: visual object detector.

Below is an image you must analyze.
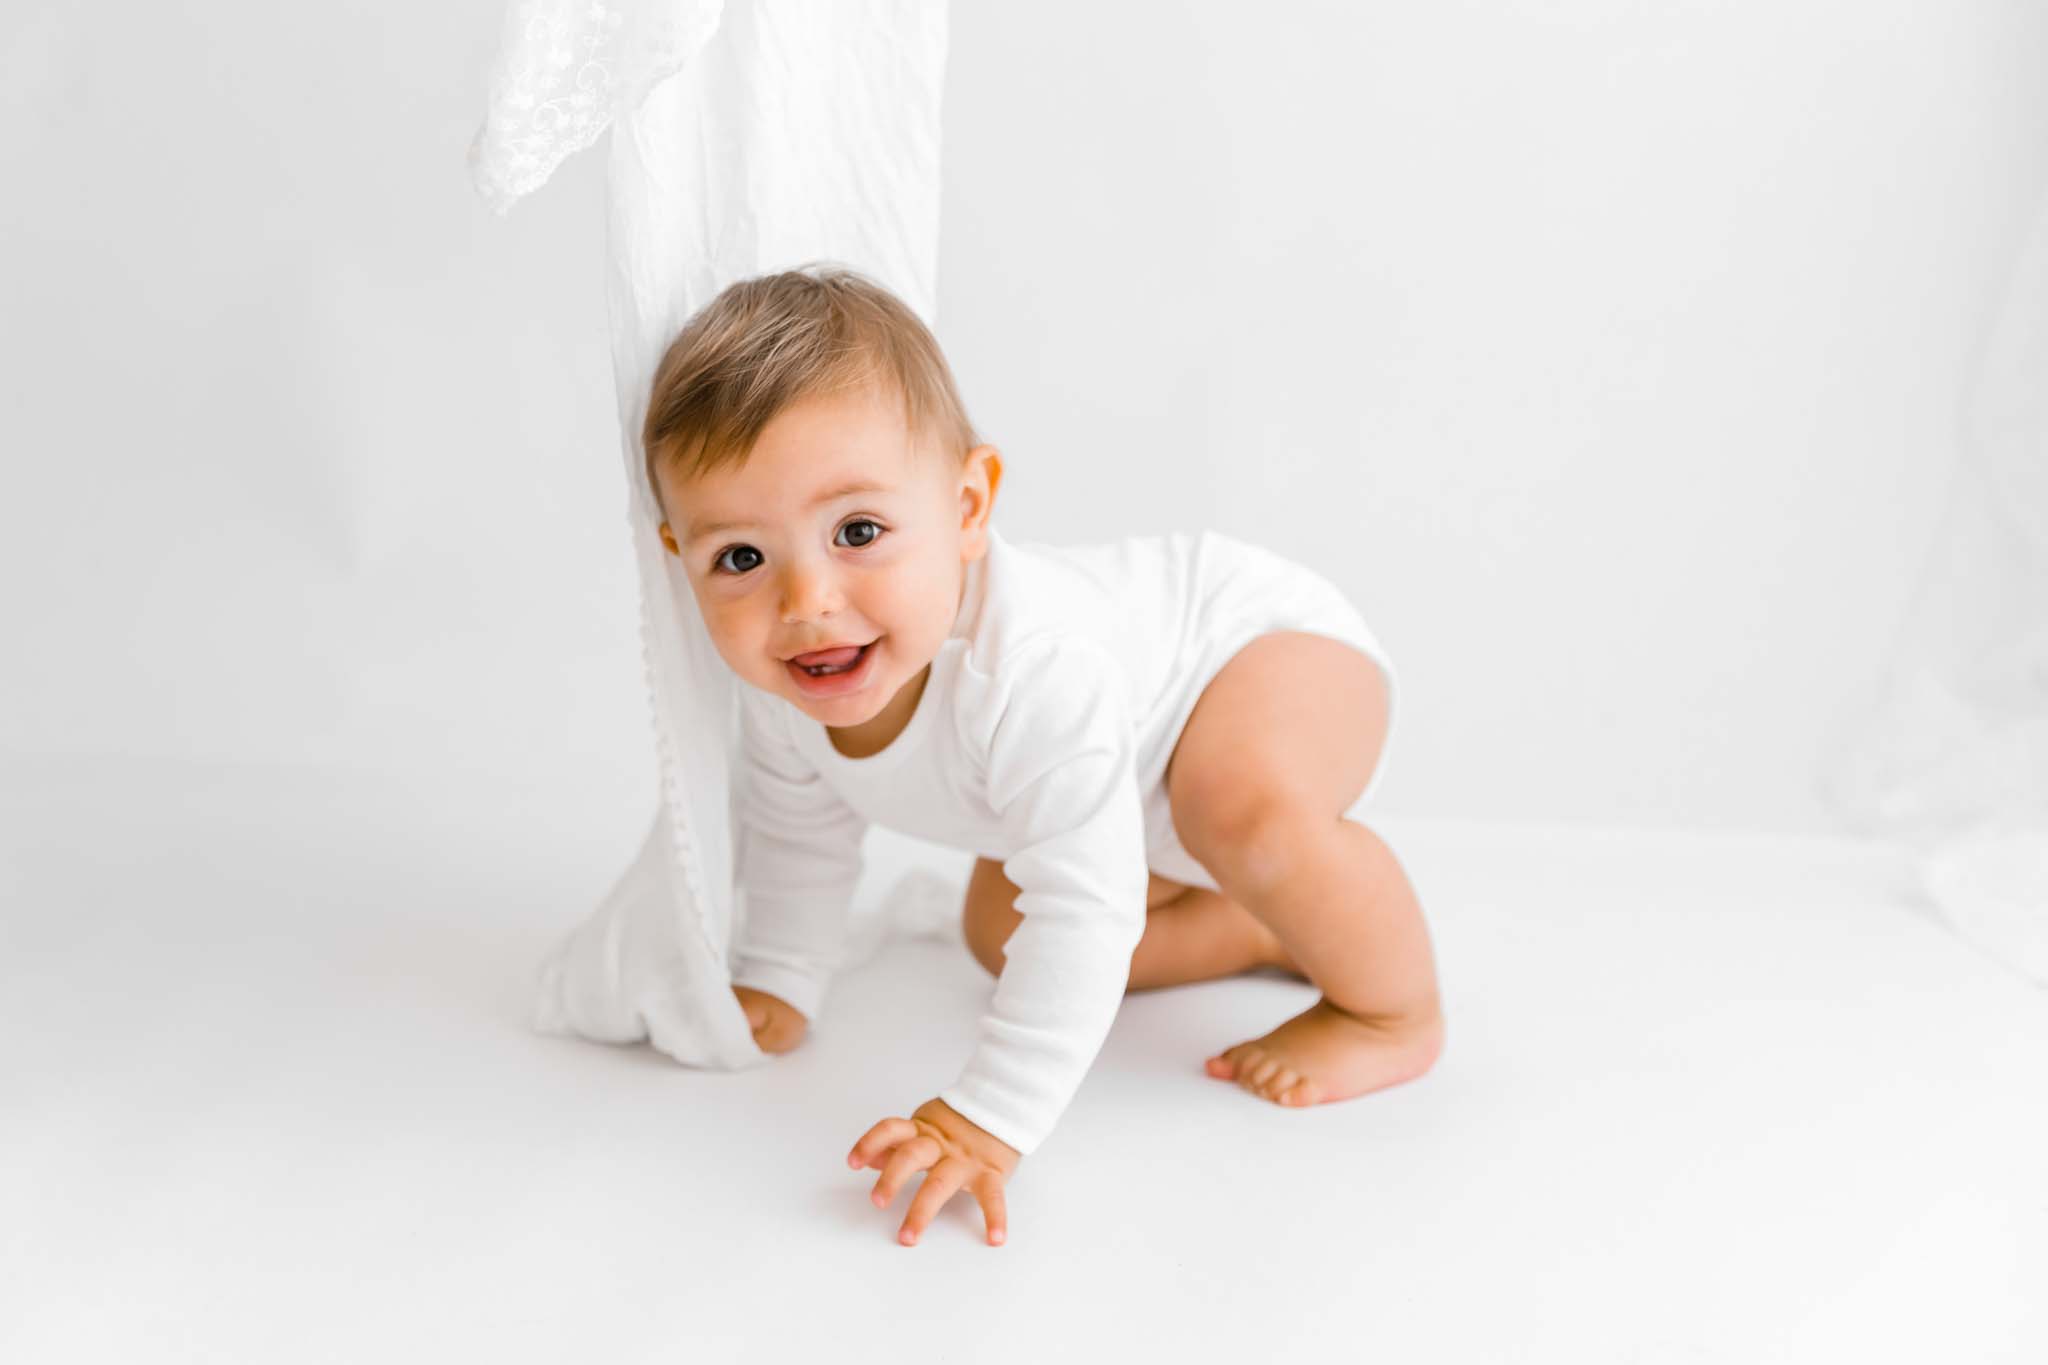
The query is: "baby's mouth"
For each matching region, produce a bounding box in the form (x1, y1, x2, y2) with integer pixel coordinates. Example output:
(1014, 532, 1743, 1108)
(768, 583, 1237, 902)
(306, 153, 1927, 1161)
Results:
(788, 641, 874, 677)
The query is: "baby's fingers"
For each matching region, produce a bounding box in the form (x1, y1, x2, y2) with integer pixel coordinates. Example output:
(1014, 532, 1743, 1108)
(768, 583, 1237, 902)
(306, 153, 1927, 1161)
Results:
(897, 1158, 970, 1247)
(847, 1118, 917, 1171)
(973, 1174, 1008, 1247)
(870, 1134, 940, 1211)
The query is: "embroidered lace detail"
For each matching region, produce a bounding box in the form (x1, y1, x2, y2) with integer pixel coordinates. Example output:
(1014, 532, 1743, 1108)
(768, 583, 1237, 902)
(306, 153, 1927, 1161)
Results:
(632, 519, 727, 965)
(468, 0, 725, 215)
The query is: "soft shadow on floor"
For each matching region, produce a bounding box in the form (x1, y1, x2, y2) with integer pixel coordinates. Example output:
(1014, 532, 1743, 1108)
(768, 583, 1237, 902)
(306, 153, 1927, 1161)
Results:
(4, 753, 2044, 1363)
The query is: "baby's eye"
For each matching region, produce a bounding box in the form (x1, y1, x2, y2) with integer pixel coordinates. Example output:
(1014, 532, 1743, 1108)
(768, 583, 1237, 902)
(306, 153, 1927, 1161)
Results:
(838, 518, 885, 549)
(712, 544, 763, 575)
(709, 520, 885, 576)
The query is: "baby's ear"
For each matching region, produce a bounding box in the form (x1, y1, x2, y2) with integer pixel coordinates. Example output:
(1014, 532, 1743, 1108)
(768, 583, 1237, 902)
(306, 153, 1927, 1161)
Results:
(657, 522, 681, 557)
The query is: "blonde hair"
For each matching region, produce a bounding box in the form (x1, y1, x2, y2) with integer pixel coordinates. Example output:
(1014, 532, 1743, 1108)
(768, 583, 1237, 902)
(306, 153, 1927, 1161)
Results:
(641, 263, 980, 513)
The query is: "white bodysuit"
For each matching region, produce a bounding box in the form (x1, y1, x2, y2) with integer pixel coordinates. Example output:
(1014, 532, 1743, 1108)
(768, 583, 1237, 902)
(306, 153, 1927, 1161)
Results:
(727, 524, 1396, 1156)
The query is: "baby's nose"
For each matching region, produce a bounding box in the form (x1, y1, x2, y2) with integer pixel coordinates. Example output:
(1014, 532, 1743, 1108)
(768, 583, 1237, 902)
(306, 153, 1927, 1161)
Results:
(779, 564, 842, 620)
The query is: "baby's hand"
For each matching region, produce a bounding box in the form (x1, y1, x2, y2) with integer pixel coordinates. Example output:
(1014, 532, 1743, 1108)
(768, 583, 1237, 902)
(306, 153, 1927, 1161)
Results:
(847, 1097, 1018, 1247)
(731, 985, 808, 1053)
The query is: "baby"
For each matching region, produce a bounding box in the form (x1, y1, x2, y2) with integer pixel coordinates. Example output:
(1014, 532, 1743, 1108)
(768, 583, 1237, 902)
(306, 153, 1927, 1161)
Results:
(646, 265, 1444, 1248)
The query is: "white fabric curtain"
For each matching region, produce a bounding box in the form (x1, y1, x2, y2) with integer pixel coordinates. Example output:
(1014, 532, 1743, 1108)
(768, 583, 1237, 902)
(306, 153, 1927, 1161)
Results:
(1824, 195, 2048, 987)
(469, 0, 955, 1066)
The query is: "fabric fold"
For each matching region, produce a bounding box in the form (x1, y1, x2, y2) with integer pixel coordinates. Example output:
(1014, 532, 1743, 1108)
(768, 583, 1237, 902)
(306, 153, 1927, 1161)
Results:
(472, 0, 954, 1064)
(1822, 193, 2048, 989)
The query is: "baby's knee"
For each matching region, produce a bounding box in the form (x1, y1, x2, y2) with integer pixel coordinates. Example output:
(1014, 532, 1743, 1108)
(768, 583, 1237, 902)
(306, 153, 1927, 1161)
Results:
(962, 917, 1007, 977)
(967, 940, 1004, 978)
(960, 856, 1019, 976)
(1188, 799, 1327, 897)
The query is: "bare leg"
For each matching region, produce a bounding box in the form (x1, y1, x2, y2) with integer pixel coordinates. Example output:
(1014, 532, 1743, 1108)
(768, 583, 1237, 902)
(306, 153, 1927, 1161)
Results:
(1127, 882, 1304, 992)
(960, 858, 1302, 991)
(1198, 814, 1444, 1106)
(1161, 631, 1445, 1109)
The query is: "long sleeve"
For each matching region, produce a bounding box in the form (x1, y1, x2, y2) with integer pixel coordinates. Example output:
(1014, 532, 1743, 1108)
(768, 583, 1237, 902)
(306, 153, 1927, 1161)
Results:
(728, 691, 869, 1024)
(938, 637, 1150, 1156)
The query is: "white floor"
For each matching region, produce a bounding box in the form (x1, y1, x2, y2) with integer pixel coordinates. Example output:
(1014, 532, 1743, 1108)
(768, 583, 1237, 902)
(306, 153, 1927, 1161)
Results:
(5, 752, 2044, 1363)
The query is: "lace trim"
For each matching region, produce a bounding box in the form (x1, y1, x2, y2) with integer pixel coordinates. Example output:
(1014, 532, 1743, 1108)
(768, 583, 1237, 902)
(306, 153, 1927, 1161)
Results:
(469, 1, 625, 214)
(633, 523, 727, 965)
(469, 0, 726, 214)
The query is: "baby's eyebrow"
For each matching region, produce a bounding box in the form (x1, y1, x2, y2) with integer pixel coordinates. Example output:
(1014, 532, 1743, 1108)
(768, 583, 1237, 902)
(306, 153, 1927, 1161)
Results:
(684, 478, 893, 544)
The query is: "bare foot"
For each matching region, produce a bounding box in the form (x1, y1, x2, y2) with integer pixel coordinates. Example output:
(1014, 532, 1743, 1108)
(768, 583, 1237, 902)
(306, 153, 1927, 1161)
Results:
(1205, 998, 1443, 1107)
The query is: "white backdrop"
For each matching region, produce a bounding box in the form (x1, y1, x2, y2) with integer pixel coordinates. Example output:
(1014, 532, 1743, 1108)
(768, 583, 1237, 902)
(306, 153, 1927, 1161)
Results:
(3, 0, 2045, 833)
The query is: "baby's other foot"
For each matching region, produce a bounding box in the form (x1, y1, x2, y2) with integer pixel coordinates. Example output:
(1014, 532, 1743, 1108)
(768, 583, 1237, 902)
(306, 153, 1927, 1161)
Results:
(1205, 998, 1442, 1107)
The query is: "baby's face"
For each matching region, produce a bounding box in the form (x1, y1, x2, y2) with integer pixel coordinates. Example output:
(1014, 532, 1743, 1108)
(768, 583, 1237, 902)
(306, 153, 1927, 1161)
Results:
(656, 381, 996, 738)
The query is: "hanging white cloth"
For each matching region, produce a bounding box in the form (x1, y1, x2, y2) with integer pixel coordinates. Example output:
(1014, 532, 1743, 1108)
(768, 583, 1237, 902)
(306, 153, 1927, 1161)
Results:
(469, 0, 959, 1067)
(1824, 194, 2048, 988)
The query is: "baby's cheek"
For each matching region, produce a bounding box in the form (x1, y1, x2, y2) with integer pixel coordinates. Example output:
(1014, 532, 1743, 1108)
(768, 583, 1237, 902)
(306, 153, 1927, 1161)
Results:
(899, 568, 951, 621)
(703, 620, 758, 673)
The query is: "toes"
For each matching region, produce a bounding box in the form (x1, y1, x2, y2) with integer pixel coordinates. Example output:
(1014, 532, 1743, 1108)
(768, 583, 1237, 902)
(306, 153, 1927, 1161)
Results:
(1209, 1044, 1318, 1107)
(1206, 1042, 1254, 1080)
(1278, 1076, 1317, 1106)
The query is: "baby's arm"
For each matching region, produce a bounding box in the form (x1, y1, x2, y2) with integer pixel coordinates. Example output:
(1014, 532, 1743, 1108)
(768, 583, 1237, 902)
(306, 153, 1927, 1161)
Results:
(850, 636, 1148, 1247)
(935, 636, 1150, 1154)
(729, 689, 868, 1047)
